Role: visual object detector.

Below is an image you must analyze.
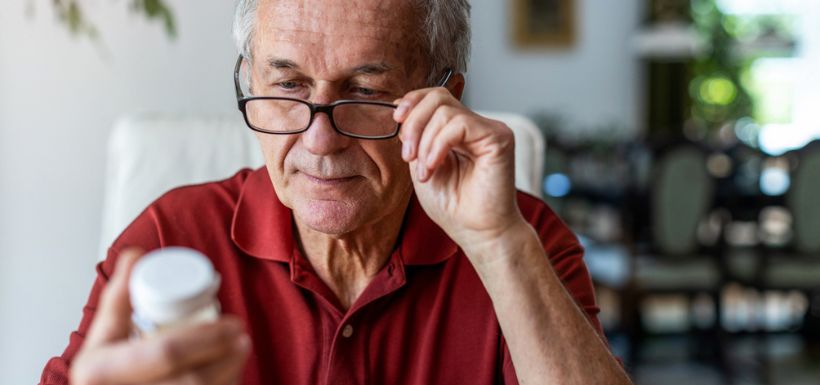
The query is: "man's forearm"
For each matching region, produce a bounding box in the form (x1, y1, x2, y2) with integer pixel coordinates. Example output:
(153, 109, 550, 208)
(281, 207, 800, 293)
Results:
(467, 221, 632, 385)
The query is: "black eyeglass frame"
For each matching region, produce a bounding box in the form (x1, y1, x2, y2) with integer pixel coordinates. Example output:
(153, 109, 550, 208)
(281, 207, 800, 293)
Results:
(233, 55, 454, 140)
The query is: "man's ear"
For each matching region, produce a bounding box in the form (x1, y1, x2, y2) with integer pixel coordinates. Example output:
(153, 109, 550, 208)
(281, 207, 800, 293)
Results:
(449, 73, 466, 101)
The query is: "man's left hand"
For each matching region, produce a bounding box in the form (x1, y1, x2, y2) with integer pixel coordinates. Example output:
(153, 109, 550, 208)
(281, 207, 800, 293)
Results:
(394, 87, 528, 263)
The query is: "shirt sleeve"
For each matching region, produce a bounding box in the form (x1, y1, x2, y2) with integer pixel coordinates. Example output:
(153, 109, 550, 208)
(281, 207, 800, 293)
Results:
(38, 206, 164, 385)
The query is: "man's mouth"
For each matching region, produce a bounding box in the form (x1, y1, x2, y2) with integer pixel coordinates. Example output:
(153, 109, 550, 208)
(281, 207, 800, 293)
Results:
(301, 172, 358, 186)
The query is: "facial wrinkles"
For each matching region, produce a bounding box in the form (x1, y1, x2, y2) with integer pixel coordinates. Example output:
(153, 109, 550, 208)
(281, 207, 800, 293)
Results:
(256, 0, 421, 82)
(264, 0, 402, 40)
(255, 0, 421, 206)
(288, 151, 366, 179)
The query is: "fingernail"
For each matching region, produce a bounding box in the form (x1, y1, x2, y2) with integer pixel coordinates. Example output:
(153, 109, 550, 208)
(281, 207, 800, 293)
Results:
(395, 101, 410, 120)
(402, 142, 411, 160)
(235, 334, 251, 352)
(417, 164, 427, 180)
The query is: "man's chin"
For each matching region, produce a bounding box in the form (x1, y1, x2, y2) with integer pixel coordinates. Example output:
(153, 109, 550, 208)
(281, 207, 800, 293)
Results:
(293, 199, 363, 235)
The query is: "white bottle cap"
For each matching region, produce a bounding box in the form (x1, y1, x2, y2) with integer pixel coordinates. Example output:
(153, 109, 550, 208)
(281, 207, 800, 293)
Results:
(129, 247, 221, 325)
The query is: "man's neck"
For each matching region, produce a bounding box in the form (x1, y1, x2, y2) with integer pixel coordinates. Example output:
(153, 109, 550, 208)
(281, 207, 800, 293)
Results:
(293, 197, 410, 311)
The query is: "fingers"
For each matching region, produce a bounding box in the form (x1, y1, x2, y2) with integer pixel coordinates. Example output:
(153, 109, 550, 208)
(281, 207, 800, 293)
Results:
(395, 86, 515, 183)
(75, 317, 249, 385)
(415, 106, 459, 177)
(424, 118, 469, 174)
(168, 339, 250, 385)
(151, 329, 250, 385)
(73, 248, 251, 385)
(85, 248, 144, 347)
(394, 87, 455, 162)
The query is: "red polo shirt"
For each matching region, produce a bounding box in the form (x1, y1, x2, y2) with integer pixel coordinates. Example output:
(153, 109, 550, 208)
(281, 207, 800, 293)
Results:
(40, 167, 603, 385)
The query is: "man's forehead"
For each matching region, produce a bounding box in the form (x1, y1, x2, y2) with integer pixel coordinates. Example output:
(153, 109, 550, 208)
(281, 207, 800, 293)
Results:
(256, 0, 418, 35)
(253, 36, 407, 76)
(253, 0, 423, 75)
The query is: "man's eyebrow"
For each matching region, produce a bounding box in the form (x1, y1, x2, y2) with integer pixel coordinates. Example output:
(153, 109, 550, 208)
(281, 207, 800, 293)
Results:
(267, 57, 299, 69)
(265, 58, 392, 75)
(352, 63, 393, 75)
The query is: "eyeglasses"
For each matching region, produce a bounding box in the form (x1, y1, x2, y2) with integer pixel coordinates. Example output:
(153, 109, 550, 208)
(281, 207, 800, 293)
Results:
(233, 55, 454, 140)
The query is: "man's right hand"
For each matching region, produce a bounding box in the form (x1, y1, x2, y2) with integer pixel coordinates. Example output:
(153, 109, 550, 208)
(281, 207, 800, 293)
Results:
(70, 249, 250, 385)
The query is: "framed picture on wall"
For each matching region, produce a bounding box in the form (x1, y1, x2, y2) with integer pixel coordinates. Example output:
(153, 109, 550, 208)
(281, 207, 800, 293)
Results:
(512, 0, 576, 48)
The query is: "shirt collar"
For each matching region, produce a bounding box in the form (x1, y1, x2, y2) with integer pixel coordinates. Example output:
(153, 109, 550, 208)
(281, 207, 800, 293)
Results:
(231, 167, 458, 265)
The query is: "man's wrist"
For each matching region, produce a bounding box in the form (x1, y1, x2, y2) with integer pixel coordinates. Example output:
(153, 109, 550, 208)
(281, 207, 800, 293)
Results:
(459, 218, 544, 272)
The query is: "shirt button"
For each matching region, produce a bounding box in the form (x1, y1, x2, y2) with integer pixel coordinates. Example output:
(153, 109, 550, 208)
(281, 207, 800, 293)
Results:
(342, 324, 354, 338)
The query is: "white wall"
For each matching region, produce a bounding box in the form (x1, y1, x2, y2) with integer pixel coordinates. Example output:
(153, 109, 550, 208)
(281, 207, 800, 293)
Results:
(0, 2, 238, 384)
(0, 1, 642, 384)
(468, 0, 643, 137)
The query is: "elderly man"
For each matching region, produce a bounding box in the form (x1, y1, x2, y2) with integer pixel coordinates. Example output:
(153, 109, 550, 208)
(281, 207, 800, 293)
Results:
(40, 0, 631, 384)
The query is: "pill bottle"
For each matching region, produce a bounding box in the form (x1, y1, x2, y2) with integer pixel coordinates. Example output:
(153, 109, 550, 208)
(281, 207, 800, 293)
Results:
(129, 247, 221, 336)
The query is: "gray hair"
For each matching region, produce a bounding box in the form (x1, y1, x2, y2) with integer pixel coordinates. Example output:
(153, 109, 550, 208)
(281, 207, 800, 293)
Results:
(232, 0, 471, 84)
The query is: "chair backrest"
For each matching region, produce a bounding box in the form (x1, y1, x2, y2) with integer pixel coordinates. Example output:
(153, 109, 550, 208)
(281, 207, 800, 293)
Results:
(787, 141, 820, 254)
(98, 111, 545, 258)
(650, 145, 714, 256)
(480, 111, 546, 200)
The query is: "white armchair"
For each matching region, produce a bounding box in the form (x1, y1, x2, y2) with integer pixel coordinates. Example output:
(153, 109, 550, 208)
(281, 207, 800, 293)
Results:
(98, 112, 545, 258)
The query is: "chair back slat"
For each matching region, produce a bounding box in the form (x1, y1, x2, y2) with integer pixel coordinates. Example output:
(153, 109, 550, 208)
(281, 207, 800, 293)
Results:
(787, 144, 820, 254)
(651, 146, 714, 256)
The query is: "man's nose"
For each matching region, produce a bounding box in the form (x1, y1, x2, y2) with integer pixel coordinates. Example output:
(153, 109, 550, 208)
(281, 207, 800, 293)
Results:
(300, 110, 351, 155)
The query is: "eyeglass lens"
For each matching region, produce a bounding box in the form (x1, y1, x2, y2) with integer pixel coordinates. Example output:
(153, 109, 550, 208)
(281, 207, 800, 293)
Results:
(245, 99, 398, 137)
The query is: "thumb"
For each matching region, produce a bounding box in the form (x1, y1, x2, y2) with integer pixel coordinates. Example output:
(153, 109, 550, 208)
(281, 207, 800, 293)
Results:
(84, 248, 144, 347)
(408, 159, 420, 181)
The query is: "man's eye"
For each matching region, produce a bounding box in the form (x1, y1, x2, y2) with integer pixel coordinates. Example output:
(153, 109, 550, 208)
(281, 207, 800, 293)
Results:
(352, 87, 377, 96)
(277, 81, 300, 90)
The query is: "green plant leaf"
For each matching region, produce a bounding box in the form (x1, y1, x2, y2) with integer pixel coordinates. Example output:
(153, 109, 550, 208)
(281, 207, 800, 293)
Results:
(135, 0, 177, 39)
(44, 0, 178, 41)
(144, 0, 161, 17)
(67, 1, 81, 32)
(162, 10, 177, 38)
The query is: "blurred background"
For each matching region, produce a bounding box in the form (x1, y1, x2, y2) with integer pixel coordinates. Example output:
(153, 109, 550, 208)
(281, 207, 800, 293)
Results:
(1, 0, 819, 384)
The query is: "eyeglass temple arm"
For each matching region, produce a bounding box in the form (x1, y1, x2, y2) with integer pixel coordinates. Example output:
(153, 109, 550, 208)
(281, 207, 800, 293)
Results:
(438, 68, 455, 88)
(234, 55, 245, 101)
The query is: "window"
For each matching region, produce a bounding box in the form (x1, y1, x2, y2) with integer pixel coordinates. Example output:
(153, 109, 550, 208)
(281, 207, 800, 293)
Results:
(716, 0, 820, 155)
